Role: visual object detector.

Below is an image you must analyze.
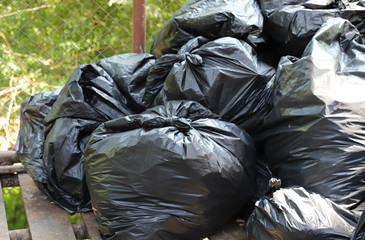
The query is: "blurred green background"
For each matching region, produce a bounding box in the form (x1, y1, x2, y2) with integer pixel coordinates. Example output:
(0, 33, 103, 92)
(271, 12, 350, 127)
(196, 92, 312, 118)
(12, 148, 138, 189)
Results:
(0, 0, 187, 151)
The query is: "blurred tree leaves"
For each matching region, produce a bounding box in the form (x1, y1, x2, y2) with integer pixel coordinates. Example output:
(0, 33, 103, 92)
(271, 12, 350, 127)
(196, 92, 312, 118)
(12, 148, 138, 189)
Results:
(0, 0, 187, 150)
(2, 187, 28, 230)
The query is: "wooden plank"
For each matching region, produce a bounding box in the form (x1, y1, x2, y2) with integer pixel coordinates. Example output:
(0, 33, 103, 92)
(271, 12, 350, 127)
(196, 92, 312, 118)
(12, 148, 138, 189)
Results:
(81, 212, 100, 240)
(0, 180, 10, 240)
(8, 228, 31, 240)
(18, 174, 76, 240)
(0, 151, 19, 166)
(71, 224, 89, 239)
(0, 165, 25, 175)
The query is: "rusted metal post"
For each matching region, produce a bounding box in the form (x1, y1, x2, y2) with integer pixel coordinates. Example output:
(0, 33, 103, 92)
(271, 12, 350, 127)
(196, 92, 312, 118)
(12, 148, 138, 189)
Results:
(133, 0, 146, 53)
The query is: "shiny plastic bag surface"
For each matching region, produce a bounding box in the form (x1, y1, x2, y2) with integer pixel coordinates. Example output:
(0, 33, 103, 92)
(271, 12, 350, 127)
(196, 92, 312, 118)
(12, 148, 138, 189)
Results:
(16, 89, 60, 188)
(97, 53, 156, 112)
(45, 55, 155, 123)
(84, 101, 256, 240)
(17, 53, 155, 214)
(247, 187, 360, 240)
(261, 18, 365, 211)
(351, 209, 365, 240)
(152, 36, 275, 135)
(259, 0, 365, 57)
(150, 0, 263, 58)
(15, 89, 93, 213)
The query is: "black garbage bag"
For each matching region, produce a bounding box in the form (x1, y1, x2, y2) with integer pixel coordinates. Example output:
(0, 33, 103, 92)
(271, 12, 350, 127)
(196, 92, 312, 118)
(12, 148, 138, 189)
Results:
(351, 209, 365, 240)
(247, 187, 360, 240)
(15, 89, 94, 213)
(16, 89, 60, 187)
(84, 100, 256, 240)
(150, 0, 264, 58)
(42, 117, 100, 213)
(143, 54, 182, 108)
(144, 37, 210, 108)
(97, 53, 156, 112)
(45, 54, 155, 122)
(261, 18, 365, 211)
(259, 0, 365, 58)
(27, 53, 155, 214)
(152, 36, 276, 135)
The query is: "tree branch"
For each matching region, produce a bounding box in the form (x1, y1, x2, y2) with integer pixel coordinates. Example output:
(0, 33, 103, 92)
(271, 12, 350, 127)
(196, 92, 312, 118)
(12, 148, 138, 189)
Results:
(0, 30, 28, 75)
(0, 4, 49, 19)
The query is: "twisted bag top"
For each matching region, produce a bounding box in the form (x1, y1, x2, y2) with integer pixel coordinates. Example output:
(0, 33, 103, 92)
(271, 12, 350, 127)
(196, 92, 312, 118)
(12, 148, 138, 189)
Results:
(84, 100, 256, 240)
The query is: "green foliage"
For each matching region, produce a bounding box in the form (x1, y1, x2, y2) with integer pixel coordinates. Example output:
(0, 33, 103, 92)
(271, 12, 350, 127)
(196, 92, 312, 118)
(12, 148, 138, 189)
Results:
(3, 186, 89, 233)
(2, 187, 28, 230)
(0, 0, 188, 150)
(70, 213, 84, 224)
(146, 0, 187, 50)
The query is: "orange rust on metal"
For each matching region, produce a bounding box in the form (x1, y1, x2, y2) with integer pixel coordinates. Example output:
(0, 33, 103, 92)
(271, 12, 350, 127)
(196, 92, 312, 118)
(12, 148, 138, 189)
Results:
(18, 174, 76, 240)
(133, 0, 146, 53)
(0, 180, 10, 240)
(81, 212, 101, 240)
(0, 151, 18, 166)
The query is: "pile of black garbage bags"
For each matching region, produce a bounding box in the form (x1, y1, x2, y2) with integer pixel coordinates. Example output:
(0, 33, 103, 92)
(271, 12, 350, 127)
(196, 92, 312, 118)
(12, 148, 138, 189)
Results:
(16, 0, 365, 239)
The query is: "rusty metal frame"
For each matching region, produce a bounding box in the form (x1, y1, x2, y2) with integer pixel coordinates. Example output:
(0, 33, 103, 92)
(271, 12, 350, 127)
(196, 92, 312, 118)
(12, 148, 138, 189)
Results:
(133, 0, 146, 53)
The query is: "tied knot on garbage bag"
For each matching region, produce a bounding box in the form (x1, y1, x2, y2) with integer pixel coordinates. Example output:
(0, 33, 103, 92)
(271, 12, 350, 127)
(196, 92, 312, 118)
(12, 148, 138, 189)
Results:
(84, 100, 257, 239)
(14, 0, 365, 239)
(151, 36, 276, 135)
(142, 116, 192, 133)
(178, 52, 204, 66)
(260, 18, 365, 213)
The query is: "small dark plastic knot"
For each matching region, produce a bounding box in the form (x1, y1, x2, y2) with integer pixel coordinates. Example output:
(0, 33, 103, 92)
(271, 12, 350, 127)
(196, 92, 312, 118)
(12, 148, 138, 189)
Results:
(178, 53, 204, 66)
(166, 116, 192, 131)
(142, 116, 192, 132)
(177, 54, 186, 62)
